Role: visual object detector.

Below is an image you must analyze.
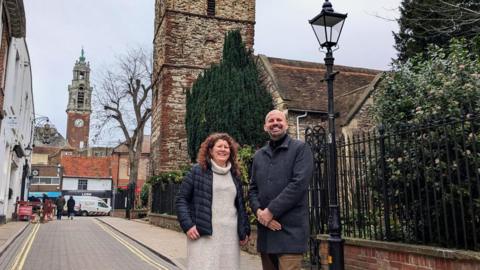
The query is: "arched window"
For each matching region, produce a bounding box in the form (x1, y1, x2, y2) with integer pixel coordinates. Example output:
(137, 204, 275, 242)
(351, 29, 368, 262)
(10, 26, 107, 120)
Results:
(207, 0, 215, 16)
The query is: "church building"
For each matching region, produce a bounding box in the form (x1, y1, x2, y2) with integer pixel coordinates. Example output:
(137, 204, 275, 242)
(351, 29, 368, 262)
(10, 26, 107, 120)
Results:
(151, 0, 255, 173)
(150, 0, 383, 174)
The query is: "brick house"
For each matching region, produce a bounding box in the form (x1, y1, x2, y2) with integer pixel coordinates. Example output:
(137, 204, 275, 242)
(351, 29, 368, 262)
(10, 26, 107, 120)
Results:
(111, 135, 150, 194)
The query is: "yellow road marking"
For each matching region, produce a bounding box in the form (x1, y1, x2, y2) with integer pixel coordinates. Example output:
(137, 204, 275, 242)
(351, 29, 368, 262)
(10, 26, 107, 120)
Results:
(95, 220, 169, 270)
(10, 223, 40, 270)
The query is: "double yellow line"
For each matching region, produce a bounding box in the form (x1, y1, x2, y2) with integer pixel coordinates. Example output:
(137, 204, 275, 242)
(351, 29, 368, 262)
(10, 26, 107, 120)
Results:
(95, 221, 169, 270)
(10, 223, 40, 270)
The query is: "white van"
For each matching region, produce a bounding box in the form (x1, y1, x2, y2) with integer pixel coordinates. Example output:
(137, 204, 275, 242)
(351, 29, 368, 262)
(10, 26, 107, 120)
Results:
(64, 196, 111, 216)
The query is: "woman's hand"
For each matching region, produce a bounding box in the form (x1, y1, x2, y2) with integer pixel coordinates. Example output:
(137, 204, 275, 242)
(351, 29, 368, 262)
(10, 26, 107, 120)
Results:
(186, 225, 200, 240)
(267, 219, 282, 231)
(240, 235, 249, 246)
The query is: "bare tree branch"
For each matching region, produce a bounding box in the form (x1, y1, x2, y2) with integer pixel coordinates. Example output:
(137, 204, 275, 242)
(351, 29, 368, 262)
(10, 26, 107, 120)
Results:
(91, 47, 155, 213)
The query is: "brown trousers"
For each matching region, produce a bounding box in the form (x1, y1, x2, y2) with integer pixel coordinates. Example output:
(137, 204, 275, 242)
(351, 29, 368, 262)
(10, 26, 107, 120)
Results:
(260, 253, 303, 270)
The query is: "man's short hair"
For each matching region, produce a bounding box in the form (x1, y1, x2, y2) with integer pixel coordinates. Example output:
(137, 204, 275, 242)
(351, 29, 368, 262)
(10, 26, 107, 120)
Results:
(265, 109, 287, 123)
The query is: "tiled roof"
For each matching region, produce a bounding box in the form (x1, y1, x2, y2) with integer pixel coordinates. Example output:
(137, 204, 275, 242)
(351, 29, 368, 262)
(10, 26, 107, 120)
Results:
(61, 156, 112, 178)
(113, 135, 151, 154)
(259, 55, 382, 123)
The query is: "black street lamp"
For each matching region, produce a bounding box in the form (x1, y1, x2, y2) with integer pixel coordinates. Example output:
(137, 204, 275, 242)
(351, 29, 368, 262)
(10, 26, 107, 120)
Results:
(309, 1, 347, 270)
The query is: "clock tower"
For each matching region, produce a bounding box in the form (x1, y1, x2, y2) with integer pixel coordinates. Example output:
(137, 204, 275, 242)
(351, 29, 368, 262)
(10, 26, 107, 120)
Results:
(66, 49, 92, 149)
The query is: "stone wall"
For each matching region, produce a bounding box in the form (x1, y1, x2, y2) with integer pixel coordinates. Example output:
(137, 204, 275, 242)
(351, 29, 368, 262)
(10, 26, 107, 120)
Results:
(151, 0, 255, 173)
(287, 111, 327, 141)
(341, 97, 376, 138)
(149, 212, 182, 231)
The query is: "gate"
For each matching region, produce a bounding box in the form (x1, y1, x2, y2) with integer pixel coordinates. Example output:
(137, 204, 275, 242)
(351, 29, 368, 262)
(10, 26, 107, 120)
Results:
(305, 126, 329, 269)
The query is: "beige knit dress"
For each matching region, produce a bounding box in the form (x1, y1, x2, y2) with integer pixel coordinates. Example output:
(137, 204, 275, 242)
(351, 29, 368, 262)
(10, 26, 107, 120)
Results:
(186, 160, 240, 270)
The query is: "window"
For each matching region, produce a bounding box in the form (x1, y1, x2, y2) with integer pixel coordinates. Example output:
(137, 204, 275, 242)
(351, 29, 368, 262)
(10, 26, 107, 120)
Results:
(31, 177, 60, 185)
(207, 0, 215, 16)
(79, 72, 85, 80)
(98, 201, 109, 208)
(77, 91, 85, 107)
(78, 179, 88, 190)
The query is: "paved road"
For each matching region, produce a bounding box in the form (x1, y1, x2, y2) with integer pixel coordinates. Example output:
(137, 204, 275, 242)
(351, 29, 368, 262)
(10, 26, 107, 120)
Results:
(0, 217, 179, 270)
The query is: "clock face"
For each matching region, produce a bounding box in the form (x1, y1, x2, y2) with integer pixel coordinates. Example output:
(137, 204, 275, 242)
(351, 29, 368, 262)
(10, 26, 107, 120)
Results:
(74, 119, 84, 127)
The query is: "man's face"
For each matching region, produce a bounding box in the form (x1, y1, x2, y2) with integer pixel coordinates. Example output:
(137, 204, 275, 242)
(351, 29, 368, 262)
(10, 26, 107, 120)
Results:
(264, 110, 288, 140)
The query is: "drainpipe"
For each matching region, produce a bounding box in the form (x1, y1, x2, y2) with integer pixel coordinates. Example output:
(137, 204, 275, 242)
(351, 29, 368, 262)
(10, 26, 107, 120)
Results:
(296, 112, 308, 140)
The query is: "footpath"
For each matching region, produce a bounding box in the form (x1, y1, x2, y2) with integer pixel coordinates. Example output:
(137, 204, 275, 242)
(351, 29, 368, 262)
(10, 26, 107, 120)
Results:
(97, 217, 262, 270)
(0, 221, 29, 257)
(0, 217, 262, 269)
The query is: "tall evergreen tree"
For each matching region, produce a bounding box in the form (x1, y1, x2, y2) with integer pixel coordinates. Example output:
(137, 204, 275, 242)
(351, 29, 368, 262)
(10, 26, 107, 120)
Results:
(394, 0, 480, 62)
(185, 30, 273, 161)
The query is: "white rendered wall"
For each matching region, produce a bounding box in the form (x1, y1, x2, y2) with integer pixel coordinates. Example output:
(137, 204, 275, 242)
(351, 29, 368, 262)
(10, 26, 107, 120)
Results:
(0, 38, 34, 220)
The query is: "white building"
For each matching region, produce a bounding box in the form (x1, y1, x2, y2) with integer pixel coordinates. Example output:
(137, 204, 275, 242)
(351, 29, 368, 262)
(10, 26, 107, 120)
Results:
(61, 156, 113, 206)
(62, 177, 113, 206)
(0, 0, 33, 224)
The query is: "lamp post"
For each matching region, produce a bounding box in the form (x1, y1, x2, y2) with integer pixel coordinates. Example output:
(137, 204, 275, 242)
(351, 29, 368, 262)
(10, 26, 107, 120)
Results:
(309, 1, 347, 269)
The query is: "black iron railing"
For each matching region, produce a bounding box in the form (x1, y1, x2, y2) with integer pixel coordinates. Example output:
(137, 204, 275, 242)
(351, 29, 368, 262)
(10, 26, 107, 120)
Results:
(151, 182, 180, 215)
(112, 191, 127, 210)
(306, 113, 480, 251)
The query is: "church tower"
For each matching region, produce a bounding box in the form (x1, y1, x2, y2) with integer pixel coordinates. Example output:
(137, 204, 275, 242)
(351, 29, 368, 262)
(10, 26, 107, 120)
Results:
(66, 49, 92, 149)
(151, 0, 256, 173)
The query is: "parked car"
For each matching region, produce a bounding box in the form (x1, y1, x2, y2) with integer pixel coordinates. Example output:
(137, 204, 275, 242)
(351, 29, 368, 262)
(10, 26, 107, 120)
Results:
(63, 196, 111, 216)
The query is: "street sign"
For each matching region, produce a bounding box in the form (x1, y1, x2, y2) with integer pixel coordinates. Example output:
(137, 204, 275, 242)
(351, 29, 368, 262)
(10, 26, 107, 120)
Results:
(6, 116, 17, 128)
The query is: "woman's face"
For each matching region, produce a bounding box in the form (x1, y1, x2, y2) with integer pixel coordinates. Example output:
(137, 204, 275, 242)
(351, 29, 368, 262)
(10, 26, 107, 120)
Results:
(209, 139, 231, 167)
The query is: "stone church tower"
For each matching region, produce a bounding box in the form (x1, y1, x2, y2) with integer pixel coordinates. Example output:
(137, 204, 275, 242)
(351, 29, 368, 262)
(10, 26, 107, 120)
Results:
(66, 49, 92, 149)
(151, 0, 256, 173)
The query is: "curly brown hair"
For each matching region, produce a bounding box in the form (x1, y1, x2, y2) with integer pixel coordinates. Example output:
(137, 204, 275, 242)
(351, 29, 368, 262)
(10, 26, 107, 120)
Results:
(197, 133, 241, 177)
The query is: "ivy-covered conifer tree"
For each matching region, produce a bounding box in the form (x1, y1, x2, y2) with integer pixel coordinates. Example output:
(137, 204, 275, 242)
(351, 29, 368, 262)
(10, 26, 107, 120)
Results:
(185, 30, 273, 161)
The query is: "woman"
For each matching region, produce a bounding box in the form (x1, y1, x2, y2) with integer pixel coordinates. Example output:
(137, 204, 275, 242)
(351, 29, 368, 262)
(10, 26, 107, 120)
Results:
(176, 133, 250, 270)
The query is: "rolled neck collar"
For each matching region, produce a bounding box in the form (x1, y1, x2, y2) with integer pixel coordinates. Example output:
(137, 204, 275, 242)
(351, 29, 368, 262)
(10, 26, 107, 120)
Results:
(269, 134, 288, 150)
(210, 159, 231, 175)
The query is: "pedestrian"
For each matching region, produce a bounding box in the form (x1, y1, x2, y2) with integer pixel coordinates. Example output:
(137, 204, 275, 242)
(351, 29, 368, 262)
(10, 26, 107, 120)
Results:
(42, 193, 48, 203)
(55, 195, 66, 220)
(176, 133, 250, 270)
(67, 196, 75, 220)
(249, 109, 314, 270)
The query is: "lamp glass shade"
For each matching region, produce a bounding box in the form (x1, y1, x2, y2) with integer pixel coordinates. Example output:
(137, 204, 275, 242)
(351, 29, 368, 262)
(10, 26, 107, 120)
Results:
(310, 10, 347, 48)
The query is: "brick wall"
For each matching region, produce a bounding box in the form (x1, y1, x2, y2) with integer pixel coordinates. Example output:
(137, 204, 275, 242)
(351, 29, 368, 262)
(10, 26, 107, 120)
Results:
(66, 112, 90, 149)
(151, 0, 255, 173)
(318, 236, 480, 270)
(0, 14, 10, 122)
(147, 214, 480, 269)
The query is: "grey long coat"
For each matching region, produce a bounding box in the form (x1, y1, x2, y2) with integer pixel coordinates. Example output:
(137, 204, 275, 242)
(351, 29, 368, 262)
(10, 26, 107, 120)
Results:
(249, 135, 313, 254)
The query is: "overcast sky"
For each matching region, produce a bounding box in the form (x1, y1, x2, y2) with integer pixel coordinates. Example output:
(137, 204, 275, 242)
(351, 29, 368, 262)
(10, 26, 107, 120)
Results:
(24, 0, 399, 145)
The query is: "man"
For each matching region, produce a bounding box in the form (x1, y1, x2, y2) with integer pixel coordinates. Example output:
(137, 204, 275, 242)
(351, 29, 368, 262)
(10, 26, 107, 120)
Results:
(249, 110, 314, 270)
(55, 195, 66, 220)
(67, 196, 75, 220)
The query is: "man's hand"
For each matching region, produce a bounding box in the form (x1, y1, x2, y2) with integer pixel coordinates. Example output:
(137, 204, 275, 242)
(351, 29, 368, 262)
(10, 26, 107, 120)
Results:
(256, 208, 274, 226)
(267, 219, 282, 231)
(186, 225, 200, 240)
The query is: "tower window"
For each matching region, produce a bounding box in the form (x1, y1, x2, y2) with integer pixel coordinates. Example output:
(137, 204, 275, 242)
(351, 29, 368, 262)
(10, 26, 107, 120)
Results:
(79, 72, 85, 80)
(78, 91, 85, 107)
(207, 0, 215, 16)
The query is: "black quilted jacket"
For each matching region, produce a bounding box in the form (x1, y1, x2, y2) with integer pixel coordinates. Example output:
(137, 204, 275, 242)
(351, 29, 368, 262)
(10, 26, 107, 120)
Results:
(175, 164, 250, 240)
